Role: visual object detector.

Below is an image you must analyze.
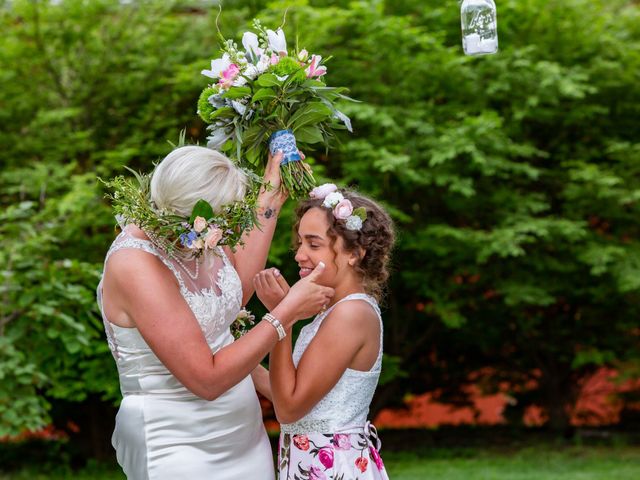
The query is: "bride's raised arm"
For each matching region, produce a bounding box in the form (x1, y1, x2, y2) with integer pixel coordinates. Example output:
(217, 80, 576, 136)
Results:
(226, 150, 290, 305)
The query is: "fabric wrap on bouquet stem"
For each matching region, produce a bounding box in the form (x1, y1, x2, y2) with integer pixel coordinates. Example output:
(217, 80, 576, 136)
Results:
(269, 129, 302, 165)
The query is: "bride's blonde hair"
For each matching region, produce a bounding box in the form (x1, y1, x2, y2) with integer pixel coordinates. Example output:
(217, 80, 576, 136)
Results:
(150, 146, 248, 217)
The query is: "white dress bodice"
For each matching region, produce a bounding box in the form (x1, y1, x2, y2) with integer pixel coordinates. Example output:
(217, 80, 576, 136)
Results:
(280, 293, 383, 434)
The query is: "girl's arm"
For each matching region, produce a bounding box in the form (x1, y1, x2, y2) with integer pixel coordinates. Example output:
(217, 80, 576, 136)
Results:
(251, 365, 272, 401)
(103, 251, 332, 401)
(269, 300, 380, 424)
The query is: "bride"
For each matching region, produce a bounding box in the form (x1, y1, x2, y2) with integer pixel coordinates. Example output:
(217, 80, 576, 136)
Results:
(97, 145, 333, 479)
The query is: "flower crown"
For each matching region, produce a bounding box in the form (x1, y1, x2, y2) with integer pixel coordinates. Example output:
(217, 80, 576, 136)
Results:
(102, 166, 262, 257)
(309, 183, 367, 231)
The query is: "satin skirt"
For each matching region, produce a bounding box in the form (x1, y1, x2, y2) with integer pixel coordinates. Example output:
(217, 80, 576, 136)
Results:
(113, 375, 275, 480)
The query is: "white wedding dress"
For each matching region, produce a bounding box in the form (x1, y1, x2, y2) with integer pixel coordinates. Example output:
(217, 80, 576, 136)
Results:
(97, 227, 275, 480)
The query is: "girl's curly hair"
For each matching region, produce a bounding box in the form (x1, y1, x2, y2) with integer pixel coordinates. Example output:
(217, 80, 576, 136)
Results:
(293, 189, 395, 301)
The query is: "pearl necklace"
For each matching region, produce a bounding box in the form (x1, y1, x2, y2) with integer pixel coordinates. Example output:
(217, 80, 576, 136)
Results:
(144, 229, 201, 281)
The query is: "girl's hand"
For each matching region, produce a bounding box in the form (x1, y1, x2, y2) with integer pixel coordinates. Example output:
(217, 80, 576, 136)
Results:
(254, 268, 290, 311)
(276, 263, 334, 328)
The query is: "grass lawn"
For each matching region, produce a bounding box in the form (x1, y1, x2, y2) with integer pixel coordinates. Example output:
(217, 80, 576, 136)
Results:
(1, 445, 638, 479)
(384, 445, 640, 480)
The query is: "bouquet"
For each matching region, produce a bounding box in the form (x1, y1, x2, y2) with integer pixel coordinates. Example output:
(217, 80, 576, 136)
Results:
(198, 19, 355, 198)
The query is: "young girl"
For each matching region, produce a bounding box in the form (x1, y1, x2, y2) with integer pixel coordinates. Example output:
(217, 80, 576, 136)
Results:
(254, 184, 395, 480)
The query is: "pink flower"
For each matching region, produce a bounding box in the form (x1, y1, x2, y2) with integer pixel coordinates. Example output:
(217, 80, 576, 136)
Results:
(193, 216, 207, 233)
(308, 466, 327, 480)
(310, 183, 338, 199)
(318, 447, 334, 469)
(218, 63, 240, 89)
(270, 53, 280, 65)
(333, 199, 353, 219)
(332, 433, 351, 450)
(292, 434, 310, 451)
(297, 49, 309, 62)
(306, 55, 327, 78)
(204, 227, 223, 249)
(369, 446, 384, 471)
(355, 456, 369, 473)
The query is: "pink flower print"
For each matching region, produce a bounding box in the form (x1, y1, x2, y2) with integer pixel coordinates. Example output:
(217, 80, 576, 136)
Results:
(292, 434, 310, 451)
(318, 447, 334, 469)
(355, 456, 369, 473)
(369, 446, 384, 470)
(332, 433, 351, 450)
(308, 466, 327, 480)
(218, 63, 240, 89)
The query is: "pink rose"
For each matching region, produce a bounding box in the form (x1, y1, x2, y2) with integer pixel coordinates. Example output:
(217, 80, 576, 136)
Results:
(332, 433, 351, 450)
(292, 434, 310, 451)
(369, 446, 384, 471)
(310, 183, 337, 199)
(318, 447, 334, 469)
(204, 227, 223, 249)
(308, 466, 326, 480)
(333, 199, 353, 220)
(355, 456, 369, 473)
(193, 216, 207, 233)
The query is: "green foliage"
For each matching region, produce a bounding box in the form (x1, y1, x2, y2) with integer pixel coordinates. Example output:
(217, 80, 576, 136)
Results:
(1, 0, 639, 439)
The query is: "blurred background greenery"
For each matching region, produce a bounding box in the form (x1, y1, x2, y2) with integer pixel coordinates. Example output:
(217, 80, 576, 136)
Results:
(1, 0, 639, 477)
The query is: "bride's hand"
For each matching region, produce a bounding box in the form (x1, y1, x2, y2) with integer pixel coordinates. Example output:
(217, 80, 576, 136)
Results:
(262, 149, 305, 206)
(275, 263, 334, 328)
(254, 268, 290, 311)
(262, 150, 287, 206)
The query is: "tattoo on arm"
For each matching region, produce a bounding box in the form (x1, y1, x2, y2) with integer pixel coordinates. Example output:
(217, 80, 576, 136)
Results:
(260, 207, 277, 219)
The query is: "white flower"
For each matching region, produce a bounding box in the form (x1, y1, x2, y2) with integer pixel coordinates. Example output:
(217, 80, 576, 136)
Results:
(298, 49, 309, 62)
(233, 75, 248, 86)
(201, 53, 232, 80)
(322, 191, 344, 208)
(345, 215, 363, 231)
(267, 28, 287, 55)
(231, 100, 247, 115)
(206, 127, 232, 150)
(242, 31, 263, 61)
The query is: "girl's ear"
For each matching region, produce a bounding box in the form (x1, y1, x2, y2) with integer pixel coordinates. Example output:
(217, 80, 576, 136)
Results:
(349, 247, 366, 267)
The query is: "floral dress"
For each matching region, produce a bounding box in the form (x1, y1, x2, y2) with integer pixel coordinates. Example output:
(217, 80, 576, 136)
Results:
(278, 294, 389, 480)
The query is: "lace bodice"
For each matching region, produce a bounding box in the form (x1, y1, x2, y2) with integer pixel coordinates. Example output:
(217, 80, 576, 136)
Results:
(96, 229, 243, 396)
(280, 293, 383, 434)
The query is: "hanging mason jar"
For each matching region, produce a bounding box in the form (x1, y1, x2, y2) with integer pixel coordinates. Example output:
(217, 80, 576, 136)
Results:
(461, 0, 498, 56)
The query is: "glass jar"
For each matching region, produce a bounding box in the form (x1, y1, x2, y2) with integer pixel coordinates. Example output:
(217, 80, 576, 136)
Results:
(461, 0, 498, 56)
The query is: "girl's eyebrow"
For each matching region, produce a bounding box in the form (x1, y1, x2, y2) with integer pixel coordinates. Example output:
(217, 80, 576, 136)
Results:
(301, 234, 324, 241)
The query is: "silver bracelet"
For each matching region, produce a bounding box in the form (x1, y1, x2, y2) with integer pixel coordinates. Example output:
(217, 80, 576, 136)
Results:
(263, 313, 287, 341)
